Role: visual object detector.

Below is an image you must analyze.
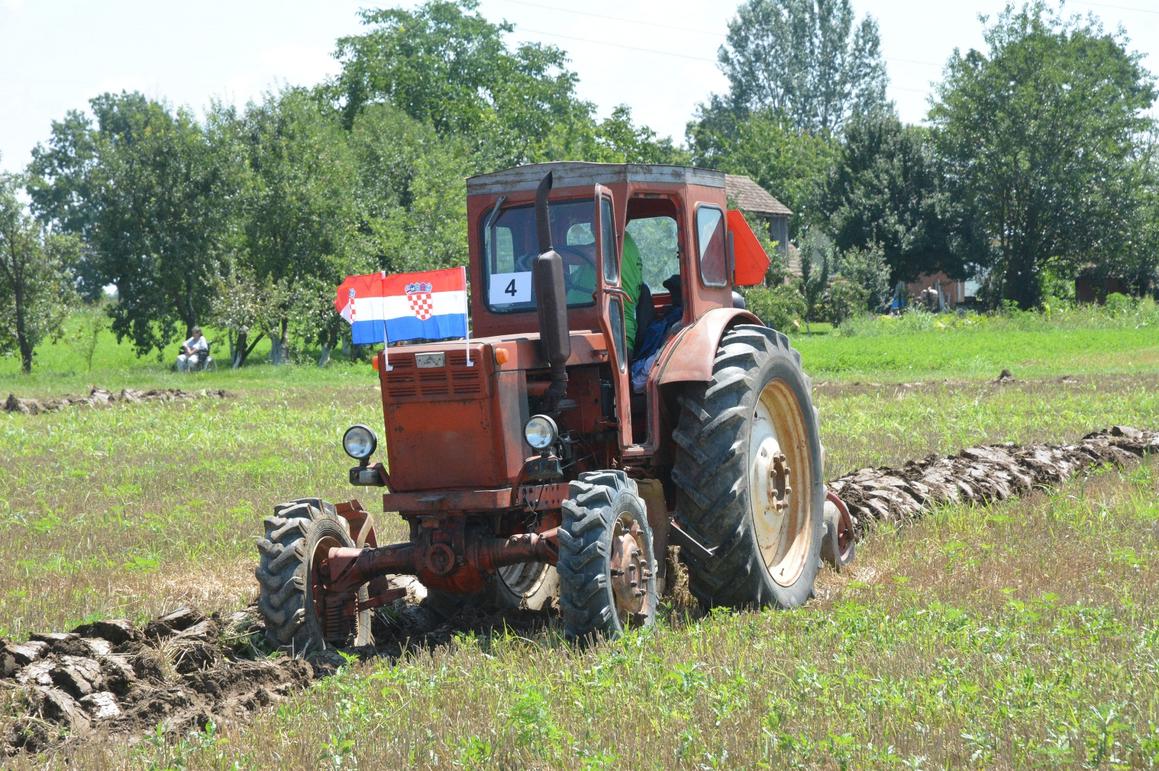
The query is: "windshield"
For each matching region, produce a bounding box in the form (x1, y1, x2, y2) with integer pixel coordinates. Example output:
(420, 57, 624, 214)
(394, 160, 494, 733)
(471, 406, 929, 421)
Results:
(483, 198, 597, 312)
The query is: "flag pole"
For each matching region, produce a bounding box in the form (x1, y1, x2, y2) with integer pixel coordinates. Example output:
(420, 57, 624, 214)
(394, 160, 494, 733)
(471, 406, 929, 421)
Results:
(462, 266, 473, 367)
(381, 270, 392, 372)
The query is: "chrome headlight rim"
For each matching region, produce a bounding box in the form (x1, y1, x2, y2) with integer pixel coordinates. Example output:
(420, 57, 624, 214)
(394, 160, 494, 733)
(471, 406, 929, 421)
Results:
(523, 414, 558, 451)
(342, 424, 378, 460)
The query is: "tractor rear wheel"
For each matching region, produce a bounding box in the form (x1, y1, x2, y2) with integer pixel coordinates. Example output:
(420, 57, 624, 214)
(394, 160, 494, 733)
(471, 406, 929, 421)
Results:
(672, 325, 824, 609)
(256, 498, 372, 654)
(557, 470, 658, 641)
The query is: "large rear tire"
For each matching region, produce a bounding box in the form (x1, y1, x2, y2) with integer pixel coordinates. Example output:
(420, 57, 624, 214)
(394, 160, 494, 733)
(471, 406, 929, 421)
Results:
(672, 325, 824, 609)
(256, 498, 373, 654)
(557, 470, 658, 641)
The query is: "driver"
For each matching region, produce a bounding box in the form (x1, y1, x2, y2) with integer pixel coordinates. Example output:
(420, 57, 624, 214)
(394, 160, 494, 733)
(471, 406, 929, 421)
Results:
(562, 233, 644, 357)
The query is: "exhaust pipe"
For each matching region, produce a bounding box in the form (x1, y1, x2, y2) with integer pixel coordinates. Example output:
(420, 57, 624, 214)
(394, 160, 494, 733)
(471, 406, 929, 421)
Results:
(533, 172, 570, 414)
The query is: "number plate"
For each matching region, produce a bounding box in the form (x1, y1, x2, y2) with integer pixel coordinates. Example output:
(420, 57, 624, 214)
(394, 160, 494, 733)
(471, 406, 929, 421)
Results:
(415, 352, 445, 368)
(489, 271, 532, 304)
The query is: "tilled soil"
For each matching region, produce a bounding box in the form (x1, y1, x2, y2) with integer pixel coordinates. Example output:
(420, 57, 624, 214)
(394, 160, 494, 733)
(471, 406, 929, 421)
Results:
(3, 387, 229, 415)
(2, 426, 1155, 757)
(828, 426, 1159, 537)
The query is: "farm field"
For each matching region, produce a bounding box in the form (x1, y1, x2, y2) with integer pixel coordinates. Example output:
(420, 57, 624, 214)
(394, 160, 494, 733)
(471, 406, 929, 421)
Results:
(1, 308, 1157, 767)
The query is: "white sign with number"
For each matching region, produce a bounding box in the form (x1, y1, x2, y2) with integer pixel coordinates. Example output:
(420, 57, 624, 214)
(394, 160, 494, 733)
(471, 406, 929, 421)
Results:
(490, 272, 532, 304)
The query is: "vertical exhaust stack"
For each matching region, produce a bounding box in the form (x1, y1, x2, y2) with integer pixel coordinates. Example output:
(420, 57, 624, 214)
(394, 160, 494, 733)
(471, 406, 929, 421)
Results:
(532, 172, 571, 415)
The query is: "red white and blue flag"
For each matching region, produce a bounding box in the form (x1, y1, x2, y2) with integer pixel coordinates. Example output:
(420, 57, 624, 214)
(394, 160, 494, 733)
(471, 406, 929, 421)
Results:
(336, 267, 468, 345)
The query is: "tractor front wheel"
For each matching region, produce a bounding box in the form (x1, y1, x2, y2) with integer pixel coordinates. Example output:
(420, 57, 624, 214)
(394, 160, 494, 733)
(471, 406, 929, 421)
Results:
(256, 498, 373, 654)
(557, 470, 658, 641)
(672, 325, 824, 609)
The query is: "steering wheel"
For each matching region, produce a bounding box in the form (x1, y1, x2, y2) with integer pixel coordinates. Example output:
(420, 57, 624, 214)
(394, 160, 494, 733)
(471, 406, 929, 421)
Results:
(555, 244, 597, 272)
(513, 245, 597, 272)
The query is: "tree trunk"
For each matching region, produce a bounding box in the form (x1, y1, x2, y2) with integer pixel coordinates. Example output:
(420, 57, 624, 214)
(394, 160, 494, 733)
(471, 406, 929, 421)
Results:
(232, 328, 248, 369)
(13, 284, 31, 374)
(270, 319, 289, 365)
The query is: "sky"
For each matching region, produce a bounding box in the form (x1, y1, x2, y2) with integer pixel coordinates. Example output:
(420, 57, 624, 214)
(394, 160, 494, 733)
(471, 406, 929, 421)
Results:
(2, 0, 1158, 174)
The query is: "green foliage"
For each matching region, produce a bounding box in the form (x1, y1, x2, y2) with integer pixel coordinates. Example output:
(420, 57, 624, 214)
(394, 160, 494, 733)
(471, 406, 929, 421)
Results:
(65, 302, 108, 373)
(27, 92, 243, 356)
(709, 110, 839, 233)
(930, 2, 1157, 309)
(797, 229, 835, 323)
(743, 283, 806, 332)
(823, 275, 868, 326)
(348, 103, 469, 275)
(332, 0, 672, 170)
(0, 172, 79, 373)
(824, 113, 972, 282)
(235, 88, 364, 363)
(717, 0, 889, 136)
(835, 242, 891, 312)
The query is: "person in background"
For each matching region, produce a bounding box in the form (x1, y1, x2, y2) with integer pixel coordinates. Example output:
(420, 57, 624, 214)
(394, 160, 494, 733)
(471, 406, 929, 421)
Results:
(176, 326, 208, 371)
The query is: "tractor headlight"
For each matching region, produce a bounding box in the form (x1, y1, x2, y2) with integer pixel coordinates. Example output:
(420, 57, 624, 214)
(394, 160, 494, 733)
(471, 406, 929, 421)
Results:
(523, 414, 558, 451)
(342, 424, 378, 460)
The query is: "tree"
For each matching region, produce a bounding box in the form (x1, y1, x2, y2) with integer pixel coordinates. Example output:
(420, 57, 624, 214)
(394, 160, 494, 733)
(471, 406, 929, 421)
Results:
(930, 3, 1156, 309)
(0, 172, 79, 373)
(716, 110, 839, 232)
(717, 0, 889, 136)
(27, 92, 241, 356)
(797, 229, 834, 328)
(236, 89, 363, 364)
(335, 1, 595, 168)
(822, 113, 972, 282)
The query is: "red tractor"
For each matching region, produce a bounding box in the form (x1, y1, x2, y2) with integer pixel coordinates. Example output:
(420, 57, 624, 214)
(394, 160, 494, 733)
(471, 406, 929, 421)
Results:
(256, 162, 854, 652)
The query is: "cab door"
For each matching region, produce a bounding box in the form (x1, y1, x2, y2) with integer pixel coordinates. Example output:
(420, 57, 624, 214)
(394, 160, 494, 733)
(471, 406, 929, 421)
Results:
(593, 186, 633, 449)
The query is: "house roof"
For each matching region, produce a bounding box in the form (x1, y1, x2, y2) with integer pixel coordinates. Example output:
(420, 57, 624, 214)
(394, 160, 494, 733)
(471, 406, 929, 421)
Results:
(725, 174, 793, 217)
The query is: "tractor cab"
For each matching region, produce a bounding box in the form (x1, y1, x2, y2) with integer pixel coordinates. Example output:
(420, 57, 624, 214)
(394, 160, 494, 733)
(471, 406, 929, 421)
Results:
(464, 162, 763, 457)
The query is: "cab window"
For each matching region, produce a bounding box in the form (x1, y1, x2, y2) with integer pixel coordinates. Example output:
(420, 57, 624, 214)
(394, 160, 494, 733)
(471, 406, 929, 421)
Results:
(483, 198, 597, 312)
(696, 205, 727, 287)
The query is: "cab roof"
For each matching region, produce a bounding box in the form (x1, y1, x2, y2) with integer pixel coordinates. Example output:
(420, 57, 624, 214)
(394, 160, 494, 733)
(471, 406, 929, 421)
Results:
(466, 162, 725, 196)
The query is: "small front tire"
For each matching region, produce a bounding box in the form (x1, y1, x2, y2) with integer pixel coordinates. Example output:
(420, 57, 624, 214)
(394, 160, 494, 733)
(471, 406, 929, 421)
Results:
(557, 470, 658, 641)
(255, 498, 372, 654)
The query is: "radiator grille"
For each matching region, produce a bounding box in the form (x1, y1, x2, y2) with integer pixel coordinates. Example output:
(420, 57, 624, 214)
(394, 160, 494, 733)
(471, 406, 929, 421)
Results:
(383, 350, 487, 401)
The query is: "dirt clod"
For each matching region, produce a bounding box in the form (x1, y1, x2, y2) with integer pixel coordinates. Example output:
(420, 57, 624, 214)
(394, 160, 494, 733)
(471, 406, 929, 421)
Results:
(1, 608, 314, 758)
(2, 387, 229, 415)
(72, 619, 141, 646)
(828, 427, 1159, 537)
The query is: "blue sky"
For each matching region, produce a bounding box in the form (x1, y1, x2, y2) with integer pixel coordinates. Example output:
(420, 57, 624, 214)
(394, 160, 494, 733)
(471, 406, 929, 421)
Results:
(2, 0, 1156, 174)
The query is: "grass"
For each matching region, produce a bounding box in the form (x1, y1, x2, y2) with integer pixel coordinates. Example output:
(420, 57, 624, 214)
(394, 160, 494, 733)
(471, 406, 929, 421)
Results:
(54, 463, 1159, 768)
(795, 299, 1159, 382)
(1, 305, 1157, 766)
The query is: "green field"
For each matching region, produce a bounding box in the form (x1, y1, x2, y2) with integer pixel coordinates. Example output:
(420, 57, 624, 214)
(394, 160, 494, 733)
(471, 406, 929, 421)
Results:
(2, 306, 1157, 767)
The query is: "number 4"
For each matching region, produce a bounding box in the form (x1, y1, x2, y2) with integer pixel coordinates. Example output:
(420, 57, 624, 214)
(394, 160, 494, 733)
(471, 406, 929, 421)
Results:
(505, 279, 517, 296)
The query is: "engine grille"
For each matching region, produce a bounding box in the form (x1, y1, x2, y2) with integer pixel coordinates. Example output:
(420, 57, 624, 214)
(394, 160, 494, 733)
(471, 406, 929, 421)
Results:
(383, 350, 488, 402)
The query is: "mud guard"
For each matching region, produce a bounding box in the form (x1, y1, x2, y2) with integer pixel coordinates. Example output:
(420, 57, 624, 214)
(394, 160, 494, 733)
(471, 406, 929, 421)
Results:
(654, 307, 762, 387)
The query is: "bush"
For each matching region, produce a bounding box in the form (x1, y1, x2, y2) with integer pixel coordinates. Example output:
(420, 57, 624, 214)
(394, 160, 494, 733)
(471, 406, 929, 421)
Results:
(744, 284, 807, 332)
(1103, 292, 1135, 315)
(836, 243, 891, 312)
(824, 276, 870, 326)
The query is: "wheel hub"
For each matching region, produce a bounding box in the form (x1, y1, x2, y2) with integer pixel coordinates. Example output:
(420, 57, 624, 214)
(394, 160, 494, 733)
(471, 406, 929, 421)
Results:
(609, 516, 650, 621)
(749, 378, 814, 588)
(311, 535, 354, 644)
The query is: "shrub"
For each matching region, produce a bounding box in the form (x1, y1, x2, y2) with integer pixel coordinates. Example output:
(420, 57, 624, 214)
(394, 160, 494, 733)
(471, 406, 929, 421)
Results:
(744, 284, 807, 332)
(824, 276, 870, 326)
(1103, 292, 1135, 315)
(836, 243, 891, 312)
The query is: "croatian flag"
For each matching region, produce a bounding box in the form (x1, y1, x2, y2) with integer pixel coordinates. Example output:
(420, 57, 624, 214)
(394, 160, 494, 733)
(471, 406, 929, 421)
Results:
(336, 267, 468, 345)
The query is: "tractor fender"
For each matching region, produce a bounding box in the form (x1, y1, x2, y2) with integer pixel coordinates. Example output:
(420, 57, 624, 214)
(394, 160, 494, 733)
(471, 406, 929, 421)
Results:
(654, 307, 762, 386)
